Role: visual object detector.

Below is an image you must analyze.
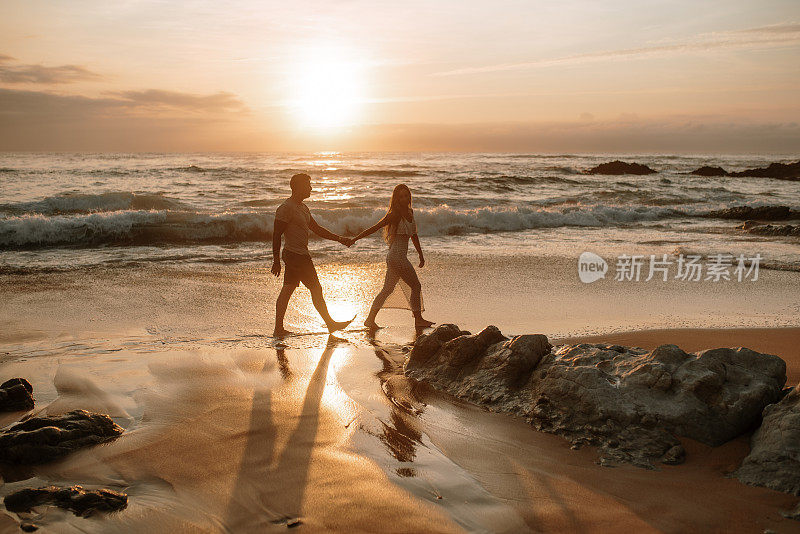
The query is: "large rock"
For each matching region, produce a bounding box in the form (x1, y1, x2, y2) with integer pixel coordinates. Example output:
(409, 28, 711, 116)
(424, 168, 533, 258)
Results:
(405, 325, 786, 468)
(0, 409, 124, 464)
(4, 485, 127, 517)
(585, 161, 657, 175)
(707, 205, 800, 221)
(729, 161, 800, 180)
(739, 222, 800, 237)
(735, 384, 800, 495)
(691, 166, 728, 176)
(0, 378, 34, 411)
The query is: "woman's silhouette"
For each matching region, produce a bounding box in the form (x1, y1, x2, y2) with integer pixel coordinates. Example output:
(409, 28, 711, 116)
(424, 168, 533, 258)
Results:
(350, 184, 434, 329)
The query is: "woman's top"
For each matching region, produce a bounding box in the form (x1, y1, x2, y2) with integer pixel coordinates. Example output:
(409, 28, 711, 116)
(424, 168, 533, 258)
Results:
(394, 216, 417, 236)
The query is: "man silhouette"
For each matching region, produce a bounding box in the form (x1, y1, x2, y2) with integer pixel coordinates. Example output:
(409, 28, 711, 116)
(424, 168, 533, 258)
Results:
(271, 173, 354, 336)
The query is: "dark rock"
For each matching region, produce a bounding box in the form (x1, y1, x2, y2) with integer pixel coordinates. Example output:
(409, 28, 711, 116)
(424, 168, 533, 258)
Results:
(661, 444, 686, 465)
(406, 324, 470, 369)
(691, 166, 728, 176)
(736, 382, 800, 495)
(585, 161, 657, 175)
(739, 222, 800, 237)
(405, 325, 786, 468)
(0, 409, 124, 464)
(781, 502, 800, 521)
(729, 161, 800, 180)
(20, 523, 38, 532)
(0, 378, 34, 412)
(707, 205, 800, 221)
(4, 485, 127, 517)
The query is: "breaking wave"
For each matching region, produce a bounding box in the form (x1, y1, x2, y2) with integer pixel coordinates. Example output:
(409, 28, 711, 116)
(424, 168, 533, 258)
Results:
(0, 205, 686, 249)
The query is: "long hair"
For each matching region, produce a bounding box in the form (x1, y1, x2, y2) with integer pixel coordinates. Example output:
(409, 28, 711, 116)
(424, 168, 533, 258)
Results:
(383, 183, 413, 244)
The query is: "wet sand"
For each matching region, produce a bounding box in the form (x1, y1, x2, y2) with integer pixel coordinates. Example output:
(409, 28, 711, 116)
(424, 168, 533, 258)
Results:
(1, 262, 799, 532)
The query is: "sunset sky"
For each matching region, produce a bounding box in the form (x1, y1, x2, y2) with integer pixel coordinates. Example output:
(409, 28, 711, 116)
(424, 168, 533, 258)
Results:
(1, 0, 799, 152)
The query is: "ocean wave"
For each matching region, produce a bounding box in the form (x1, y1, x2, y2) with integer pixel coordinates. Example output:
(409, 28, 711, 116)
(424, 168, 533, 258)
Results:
(0, 204, 689, 249)
(341, 169, 423, 177)
(459, 175, 582, 186)
(0, 192, 191, 216)
(0, 211, 272, 248)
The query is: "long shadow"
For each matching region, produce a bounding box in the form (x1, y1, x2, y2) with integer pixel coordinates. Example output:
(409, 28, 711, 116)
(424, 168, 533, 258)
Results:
(223, 336, 339, 532)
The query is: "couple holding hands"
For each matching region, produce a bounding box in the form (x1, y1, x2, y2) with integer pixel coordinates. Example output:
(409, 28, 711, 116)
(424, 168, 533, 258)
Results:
(271, 173, 434, 337)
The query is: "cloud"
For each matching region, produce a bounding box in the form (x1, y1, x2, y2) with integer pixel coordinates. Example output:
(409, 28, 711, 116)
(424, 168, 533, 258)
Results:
(0, 88, 252, 151)
(0, 55, 101, 84)
(106, 89, 246, 112)
(434, 22, 800, 76)
(0, 87, 247, 120)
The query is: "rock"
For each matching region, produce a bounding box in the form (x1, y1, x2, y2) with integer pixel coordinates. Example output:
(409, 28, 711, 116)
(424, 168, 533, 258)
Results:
(661, 444, 686, 465)
(739, 222, 800, 237)
(4, 485, 127, 517)
(691, 166, 728, 176)
(406, 324, 472, 369)
(781, 502, 800, 521)
(585, 161, 657, 175)
(405, 325, 786, 468)
(20, 523, 38, 532)
(728, 161, 800, 181)
(0, 409, 124, 464)
(0, 378, 34, 411)
(735, 382, 800, 495)
(707, 205, 800, 221)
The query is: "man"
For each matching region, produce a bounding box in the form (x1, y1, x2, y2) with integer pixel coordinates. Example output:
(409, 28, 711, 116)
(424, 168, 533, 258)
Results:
(271, 173, 354, 337)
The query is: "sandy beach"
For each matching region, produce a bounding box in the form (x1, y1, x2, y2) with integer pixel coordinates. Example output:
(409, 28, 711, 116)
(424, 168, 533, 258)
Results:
(1, 256, 799, 533)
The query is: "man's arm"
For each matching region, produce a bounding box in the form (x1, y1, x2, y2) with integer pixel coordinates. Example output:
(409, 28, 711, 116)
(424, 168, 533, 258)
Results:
(308, 215, 347, 245)
(271, 219, 287, 276)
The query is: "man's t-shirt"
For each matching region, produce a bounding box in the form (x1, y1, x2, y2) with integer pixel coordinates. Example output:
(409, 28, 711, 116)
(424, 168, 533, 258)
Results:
(275, 198, 311, 257)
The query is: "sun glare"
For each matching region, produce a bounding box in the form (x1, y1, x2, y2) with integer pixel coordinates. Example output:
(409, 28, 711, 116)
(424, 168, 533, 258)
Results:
(287, 47, 364, 129)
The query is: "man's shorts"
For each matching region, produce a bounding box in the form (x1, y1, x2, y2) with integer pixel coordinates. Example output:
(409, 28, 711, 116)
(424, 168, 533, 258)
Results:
(282, 250, 320, 289)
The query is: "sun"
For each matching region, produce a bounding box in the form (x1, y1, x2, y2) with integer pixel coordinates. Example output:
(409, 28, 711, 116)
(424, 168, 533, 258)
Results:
(287, 47, 364, 129)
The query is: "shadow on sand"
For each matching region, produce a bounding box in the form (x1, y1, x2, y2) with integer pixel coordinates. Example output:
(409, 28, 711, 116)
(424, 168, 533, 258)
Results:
(223, 336, 340, 531)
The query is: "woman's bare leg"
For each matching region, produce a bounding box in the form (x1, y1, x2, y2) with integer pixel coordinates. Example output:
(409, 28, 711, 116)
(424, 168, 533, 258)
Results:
(365, 267, 400, 328)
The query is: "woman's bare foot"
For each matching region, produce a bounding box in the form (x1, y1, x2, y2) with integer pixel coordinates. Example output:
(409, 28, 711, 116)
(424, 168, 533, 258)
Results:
(414, 318, 435, 328)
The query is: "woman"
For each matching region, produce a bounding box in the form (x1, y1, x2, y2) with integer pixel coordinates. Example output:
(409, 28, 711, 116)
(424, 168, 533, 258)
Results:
(350, 184, 434, 329)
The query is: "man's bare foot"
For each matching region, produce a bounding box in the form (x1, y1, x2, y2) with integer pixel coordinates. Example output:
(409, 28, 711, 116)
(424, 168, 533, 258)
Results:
(273, 327, 293, 337)
(326, 316, 355, 333)
(414, 318, 435, 328)
(364, 319, 381, 330)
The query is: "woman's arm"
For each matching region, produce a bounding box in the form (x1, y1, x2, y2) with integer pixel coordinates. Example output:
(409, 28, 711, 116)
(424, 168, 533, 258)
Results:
(411, 233, 425, 267)
(353, 212, 391, 241)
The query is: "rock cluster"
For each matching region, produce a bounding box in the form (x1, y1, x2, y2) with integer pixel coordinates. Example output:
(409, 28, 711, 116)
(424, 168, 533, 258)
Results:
(736, 383, 800, 496)
(691, 166, 728, 176)
(706, 205, 800, 221)
(739, 223, 800, 237)
(4, 485, 127, 517)
(0, 378, 34, 412)
(689, 161, 800, 181)
(585, 161, 657, 175)
(0, 409, 124, 464)
(405, 324, 786, 468)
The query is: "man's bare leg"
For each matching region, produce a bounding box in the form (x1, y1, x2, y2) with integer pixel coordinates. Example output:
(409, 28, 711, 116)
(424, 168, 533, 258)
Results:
(309, 284, 353, 333)
(274, 284, 296, 336)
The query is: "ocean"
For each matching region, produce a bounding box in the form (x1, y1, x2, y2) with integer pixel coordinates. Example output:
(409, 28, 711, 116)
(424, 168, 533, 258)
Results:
(1, 152, 798, 273)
